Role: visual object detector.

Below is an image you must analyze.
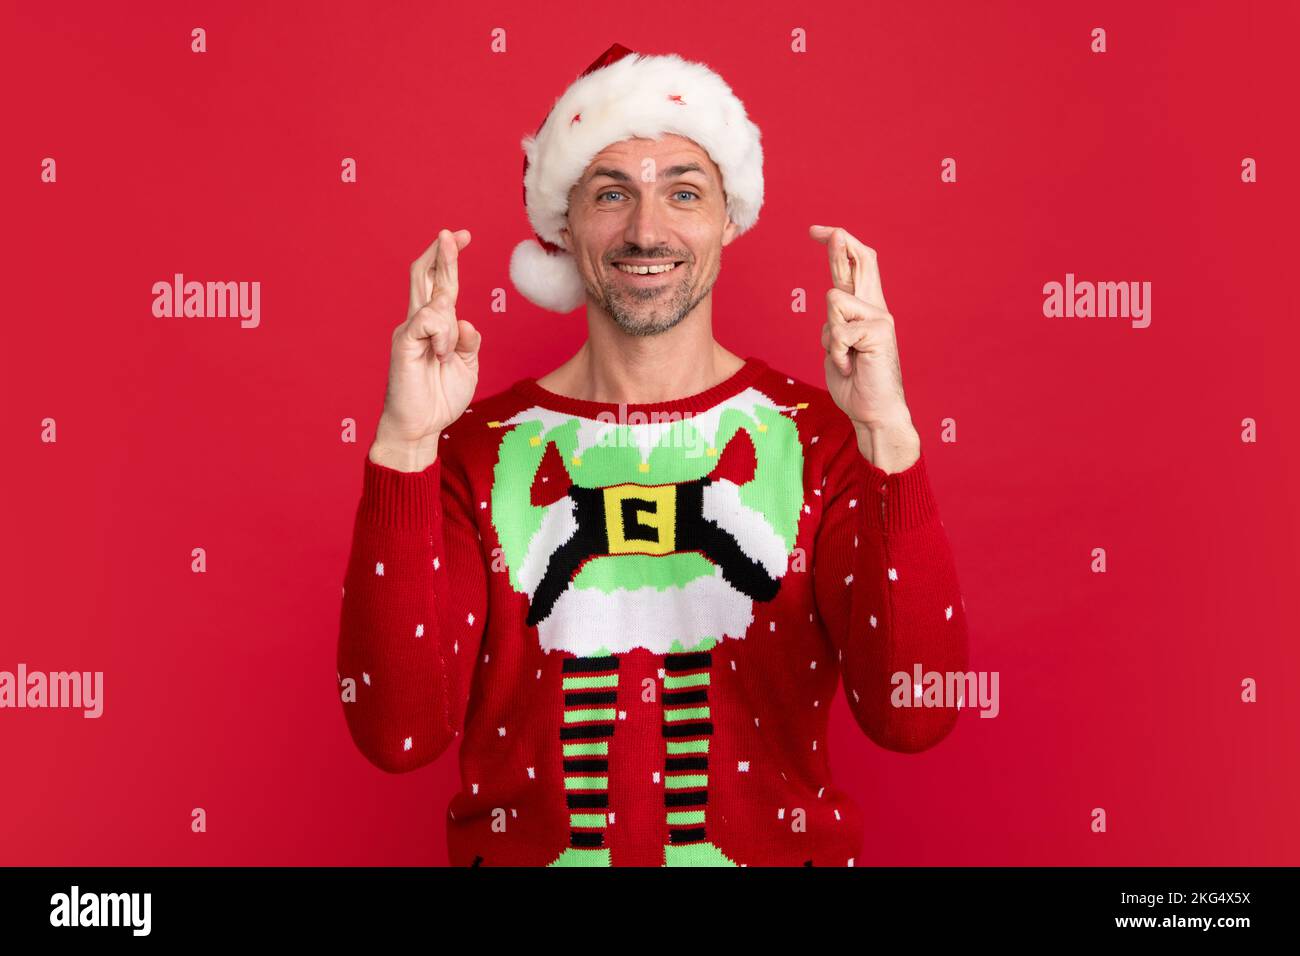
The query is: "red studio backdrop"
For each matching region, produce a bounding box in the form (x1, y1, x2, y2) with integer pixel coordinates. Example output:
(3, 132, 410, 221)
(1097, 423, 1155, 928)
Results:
(2, 0, 1297, 866)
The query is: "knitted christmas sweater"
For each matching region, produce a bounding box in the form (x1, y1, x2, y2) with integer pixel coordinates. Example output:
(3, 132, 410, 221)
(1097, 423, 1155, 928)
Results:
(337, 355, 969, 867)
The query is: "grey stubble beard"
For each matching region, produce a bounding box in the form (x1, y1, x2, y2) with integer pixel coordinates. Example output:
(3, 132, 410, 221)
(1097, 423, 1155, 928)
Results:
(587, 259, 720, 338)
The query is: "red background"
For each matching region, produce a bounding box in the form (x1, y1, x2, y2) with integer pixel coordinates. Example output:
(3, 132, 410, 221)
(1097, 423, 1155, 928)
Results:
(3, 0, 1297, 865)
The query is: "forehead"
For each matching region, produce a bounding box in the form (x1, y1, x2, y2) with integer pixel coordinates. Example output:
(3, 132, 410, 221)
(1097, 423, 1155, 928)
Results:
(580, 133, 721, 182)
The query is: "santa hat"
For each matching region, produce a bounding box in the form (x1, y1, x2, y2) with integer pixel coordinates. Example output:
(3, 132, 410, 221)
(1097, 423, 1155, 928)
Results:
(509, 42, 765, 314)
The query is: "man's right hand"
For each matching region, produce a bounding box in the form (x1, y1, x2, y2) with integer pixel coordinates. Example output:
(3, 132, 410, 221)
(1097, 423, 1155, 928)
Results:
(370, 229, 482, 473)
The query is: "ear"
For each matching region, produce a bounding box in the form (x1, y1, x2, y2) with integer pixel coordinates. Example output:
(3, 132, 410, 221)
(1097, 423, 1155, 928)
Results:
(558, 221, 572, 253)
(720, 215, 739, 248)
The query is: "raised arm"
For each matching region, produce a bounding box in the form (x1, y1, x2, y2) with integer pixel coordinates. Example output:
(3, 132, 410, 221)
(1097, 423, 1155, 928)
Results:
(808, 223, 969, 752)
(338, 450, 488, 771)
(337, 228, 486, 772)
(813, 428, 969, 752)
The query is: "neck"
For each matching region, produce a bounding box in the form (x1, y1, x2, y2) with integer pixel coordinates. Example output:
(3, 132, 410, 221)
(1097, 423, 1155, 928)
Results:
(542, 306, 744, 404)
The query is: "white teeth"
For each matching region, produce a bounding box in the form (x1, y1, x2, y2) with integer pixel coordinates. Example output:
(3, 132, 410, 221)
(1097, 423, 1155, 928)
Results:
(615, 261, 679, 275)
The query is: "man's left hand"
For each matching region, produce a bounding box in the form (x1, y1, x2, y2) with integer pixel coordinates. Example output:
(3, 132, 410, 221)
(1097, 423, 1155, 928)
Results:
(810, 224, 920, 473)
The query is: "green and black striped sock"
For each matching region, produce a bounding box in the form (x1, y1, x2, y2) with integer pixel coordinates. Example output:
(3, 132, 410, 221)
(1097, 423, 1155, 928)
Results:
(662, 649, 714, 845)
(559, 654, 620, 850)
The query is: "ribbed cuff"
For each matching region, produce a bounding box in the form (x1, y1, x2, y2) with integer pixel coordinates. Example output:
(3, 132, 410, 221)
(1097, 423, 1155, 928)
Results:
(861, 449, 938, 532)
(358, 454, 441, 530)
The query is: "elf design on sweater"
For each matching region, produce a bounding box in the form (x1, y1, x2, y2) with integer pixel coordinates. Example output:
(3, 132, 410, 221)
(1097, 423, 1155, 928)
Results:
(338, 357, 970, 866)
(490, 388, 804, 865)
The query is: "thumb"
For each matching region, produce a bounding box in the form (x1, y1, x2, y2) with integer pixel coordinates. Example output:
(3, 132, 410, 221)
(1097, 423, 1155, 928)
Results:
(825, 290, 868, 376)
(454, 319, 482, 360)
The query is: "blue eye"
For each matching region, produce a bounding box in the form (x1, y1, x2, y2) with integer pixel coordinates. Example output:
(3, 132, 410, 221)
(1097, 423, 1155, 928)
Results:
(596, 189, 700, 202)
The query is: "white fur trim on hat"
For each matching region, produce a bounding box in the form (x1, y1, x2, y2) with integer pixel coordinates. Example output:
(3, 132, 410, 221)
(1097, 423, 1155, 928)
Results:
(511, 50, 764, 313)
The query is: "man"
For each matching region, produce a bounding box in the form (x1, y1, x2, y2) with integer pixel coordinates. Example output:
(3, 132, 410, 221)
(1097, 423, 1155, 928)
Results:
(338, 43, 969, 867)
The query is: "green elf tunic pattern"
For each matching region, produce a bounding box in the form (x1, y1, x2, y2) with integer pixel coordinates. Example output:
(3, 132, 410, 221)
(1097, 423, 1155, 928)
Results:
(490, 387, 804, 864)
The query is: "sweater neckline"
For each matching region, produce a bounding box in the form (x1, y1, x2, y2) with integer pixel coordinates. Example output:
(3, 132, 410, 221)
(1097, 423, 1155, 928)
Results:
(510, 355, 769, 419)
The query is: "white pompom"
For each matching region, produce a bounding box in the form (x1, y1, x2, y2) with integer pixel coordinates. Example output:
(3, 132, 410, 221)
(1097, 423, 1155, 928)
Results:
(509, 239, 586, 313)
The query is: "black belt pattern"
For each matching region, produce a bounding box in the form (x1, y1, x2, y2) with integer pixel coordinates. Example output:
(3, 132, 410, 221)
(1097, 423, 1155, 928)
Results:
(525, 432, 782, 627)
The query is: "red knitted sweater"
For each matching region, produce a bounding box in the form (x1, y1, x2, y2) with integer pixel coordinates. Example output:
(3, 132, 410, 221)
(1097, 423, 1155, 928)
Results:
(337, 356, 969, 866)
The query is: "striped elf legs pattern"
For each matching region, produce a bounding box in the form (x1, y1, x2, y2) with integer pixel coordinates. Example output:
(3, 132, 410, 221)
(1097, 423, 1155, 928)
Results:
(546, 653, 619, 867)
(545, 640, 740, 867)
(662, 637, 739, 866)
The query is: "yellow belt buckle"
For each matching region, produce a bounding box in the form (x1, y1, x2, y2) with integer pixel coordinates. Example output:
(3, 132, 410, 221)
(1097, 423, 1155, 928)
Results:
(603, 483, 676, 555)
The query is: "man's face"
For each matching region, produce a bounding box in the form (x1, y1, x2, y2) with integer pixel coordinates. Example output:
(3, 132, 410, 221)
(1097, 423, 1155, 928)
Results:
(559, 133, 739, 336)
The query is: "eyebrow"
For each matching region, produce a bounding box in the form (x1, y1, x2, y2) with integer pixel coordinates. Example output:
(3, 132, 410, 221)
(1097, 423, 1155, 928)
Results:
(587, 163, 710, 185)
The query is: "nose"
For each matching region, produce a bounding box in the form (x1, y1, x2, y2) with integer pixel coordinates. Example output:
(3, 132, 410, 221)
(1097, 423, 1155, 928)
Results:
(622, 193, 672, 255)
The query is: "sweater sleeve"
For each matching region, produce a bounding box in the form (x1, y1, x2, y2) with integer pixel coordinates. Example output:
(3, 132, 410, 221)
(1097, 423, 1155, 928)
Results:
(812, 425, 970, 753)
(336, 450, 488, 773)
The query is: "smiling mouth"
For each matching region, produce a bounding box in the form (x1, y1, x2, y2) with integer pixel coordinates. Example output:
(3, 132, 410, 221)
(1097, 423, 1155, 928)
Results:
(611, 260, 685, 276)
